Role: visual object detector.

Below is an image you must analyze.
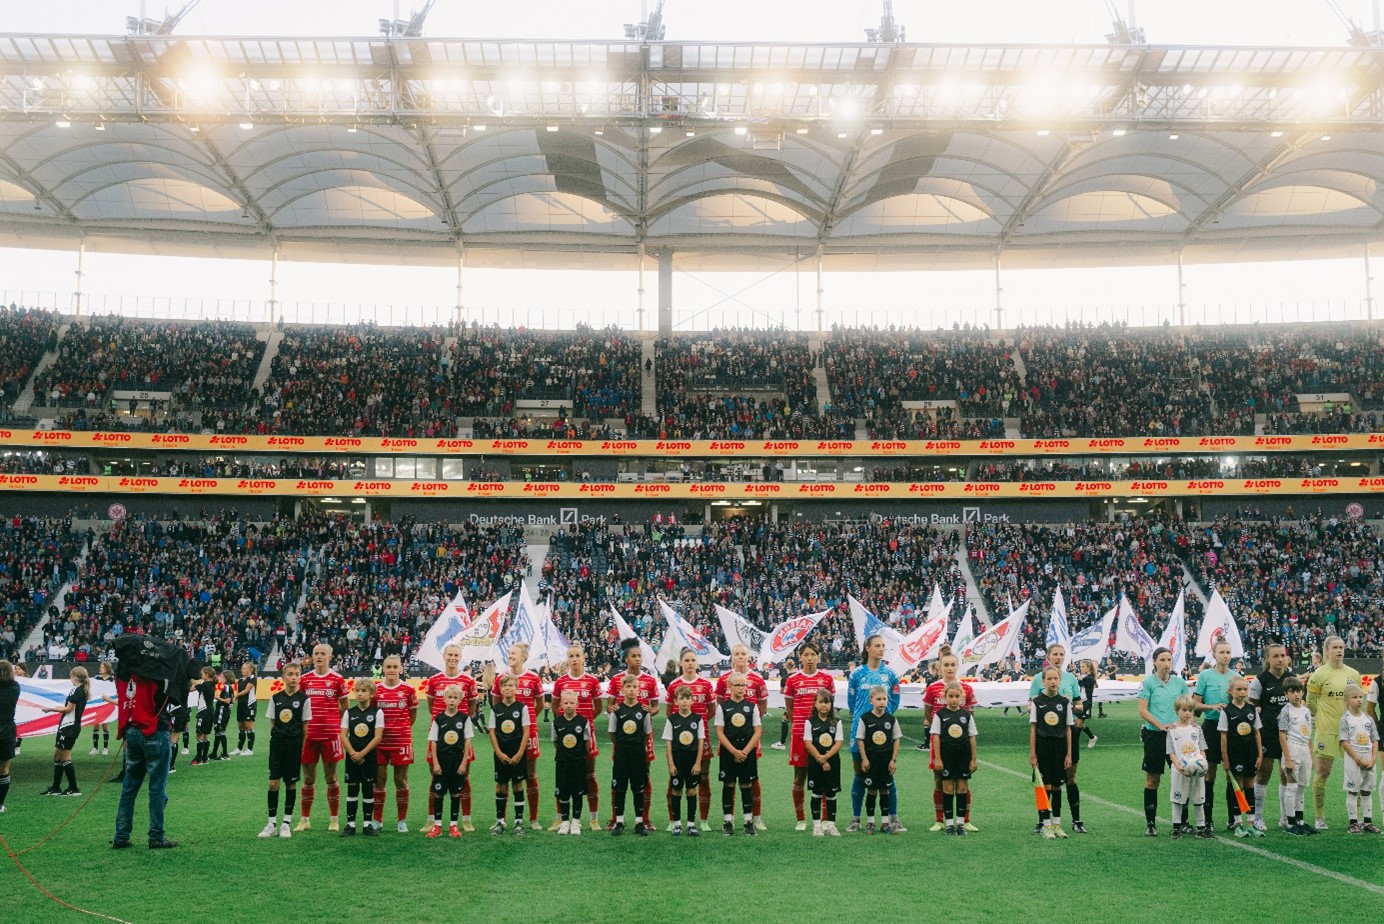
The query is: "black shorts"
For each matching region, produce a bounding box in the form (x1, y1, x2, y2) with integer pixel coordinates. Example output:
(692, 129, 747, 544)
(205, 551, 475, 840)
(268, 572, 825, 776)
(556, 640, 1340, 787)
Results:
(1202, 720, 1223, 765)
(196, 712, 213, 736)
(718, 751, 758, 786)
(1260, 719, 1283, 760)
(612, 748, 650, 791)
(669, 750, 701, 791)
(0, 729, 15, 761)
(806, 755, 841, 797)
(1225, 746, 1258, 777)
(236, 704, 256, 724)
(1142, 727, 1170, 775)
(344, 757, 375, 785)
(170, 708, 189, 733)
(1034, 735, 1067, 787)
(55, 725, 80, 751)
(268, 736, 302, 783)
(861, 749, 893, 791)
(494, 754, 528, 785)
(554, 759, 587, 801)
(939, 746, 972, 781)
(432, 758, 468, 796)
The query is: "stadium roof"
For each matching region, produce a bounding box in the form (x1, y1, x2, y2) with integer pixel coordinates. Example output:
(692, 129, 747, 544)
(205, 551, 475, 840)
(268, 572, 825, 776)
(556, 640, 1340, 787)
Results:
(1, 35, 1382, 270)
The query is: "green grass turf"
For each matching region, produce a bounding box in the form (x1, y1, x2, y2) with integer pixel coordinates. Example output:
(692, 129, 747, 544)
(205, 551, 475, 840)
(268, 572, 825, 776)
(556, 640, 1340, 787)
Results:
(3, 702, 1384, 923)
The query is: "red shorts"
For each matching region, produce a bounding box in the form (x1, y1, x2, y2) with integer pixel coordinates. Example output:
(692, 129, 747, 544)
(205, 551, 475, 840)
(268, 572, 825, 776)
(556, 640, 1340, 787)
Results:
(587, 734, 600, 759)
(377, 742, 414, 767)
(644, 736, 656, 763)
(527, 730, 541, 761)
(701, 737, 713, 764)
(301, 737, 343, 765)
(789, 732, 808, 768)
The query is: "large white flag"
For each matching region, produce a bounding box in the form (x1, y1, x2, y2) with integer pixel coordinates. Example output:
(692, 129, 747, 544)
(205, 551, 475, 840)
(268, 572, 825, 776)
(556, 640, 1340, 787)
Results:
(659, 600, 726, 666)
(417, 589, 473, 672)
(758, 610, 831, 666)
(524, 600, 572, 673)
(890, 610, 951, 675)
(1195, 588, 1246, 663)
(449, 592, 512, 665)
(495, 584, 543, 672)
(1155, 591, 1188, 674)
(715, 604, 767, 658)
(609, 605, 658, 670)
(958, 599, 1027, 676)
(849, 595, 906, 664)
(1112, 595, 1156, 662)
(950, 605, 977, 653)
(1046, 587, 1071, 650)
(1067, 604, 1116, 667)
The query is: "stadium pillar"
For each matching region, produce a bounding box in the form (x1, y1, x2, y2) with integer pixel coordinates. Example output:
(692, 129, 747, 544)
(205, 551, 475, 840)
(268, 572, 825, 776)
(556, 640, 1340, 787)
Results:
(269, 246, 280, 324)
(815, 243, 824, 332)
(455, 244, 465, 329)
(993, 250, 1004, 330)
(74, 241, 85, 318)
(1365, 242, 1375, 321)
(637, 241, 646, 331)
(658, 249, 673, 334)
(1176, 249, 1187, 327)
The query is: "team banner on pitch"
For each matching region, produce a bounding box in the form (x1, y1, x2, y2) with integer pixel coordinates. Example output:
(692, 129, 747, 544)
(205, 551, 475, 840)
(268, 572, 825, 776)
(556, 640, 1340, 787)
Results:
(758, 610, 831, 666)
(715, 604, 767, 659)
(1156, 591, 1188, 673)
(958, 600, 1027, 675)
(416, 589, 472, 672)
(450, 592, 512, 664)
(1067, 605, 1116, 667)
(658, 600, 726, 666)
(15, 679, 118, 739)
(1196, 589, 1246, 663)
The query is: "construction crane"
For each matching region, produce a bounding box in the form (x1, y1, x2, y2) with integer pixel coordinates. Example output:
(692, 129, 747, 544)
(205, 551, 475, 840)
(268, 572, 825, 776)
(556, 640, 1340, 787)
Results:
(864, 1, 905, 43)
(1325, 0, 1383, 46)
(380, 0, 439, 37)
(1104, 0, 1147, 44)
(125, 0, 203, 35)
(623, 0, 667, 41)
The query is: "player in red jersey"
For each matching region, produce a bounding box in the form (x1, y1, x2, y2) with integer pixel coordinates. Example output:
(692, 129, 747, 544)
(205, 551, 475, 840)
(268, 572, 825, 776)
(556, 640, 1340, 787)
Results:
(372, 655, 419, 833)
(550, 643, 605, 831)
(922, 645, 977, 832)
(296, 644, 349, 832)
(606, 637, 662, 828)
(783, 641, 837, 830)
(717, 644, 770, 831)
(666, 647, 716, 830)
(422, 644, 481, 832)
(489, 642, 545, 830)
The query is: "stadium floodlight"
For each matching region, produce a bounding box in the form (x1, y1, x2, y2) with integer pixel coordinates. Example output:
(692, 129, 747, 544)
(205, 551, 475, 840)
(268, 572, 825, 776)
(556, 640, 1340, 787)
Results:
(1168, 132, 1179, 139)
(795, 127, 809, 134)
(93, 122, 105, 131)
(473, 123, 487, 131)
(1112, 128, 1127, 136)
(869, 127, 884, 135)
(546, 125, 560, 131)
(1270, 130, 1284, 137)
(239, 121, 254, 130)
(649, 125, 662, 133)
(189, 125, 200, 132)
(733, 126, 748, 135)
(1036, 129, 1050, 136)
(55, 120, 71, 128)
(1321, 134, 1332, 141)
(685, 130, 695, 136)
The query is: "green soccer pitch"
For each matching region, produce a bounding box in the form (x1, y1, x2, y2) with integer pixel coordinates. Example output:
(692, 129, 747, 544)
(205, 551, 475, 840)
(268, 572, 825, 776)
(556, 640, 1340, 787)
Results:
(3, 703, 1382, 923)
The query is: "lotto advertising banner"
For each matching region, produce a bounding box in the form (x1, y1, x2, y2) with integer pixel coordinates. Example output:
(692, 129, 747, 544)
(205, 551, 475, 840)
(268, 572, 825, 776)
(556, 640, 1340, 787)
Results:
(0, 429, 1376, 458)
(0, 474, 1381, 500)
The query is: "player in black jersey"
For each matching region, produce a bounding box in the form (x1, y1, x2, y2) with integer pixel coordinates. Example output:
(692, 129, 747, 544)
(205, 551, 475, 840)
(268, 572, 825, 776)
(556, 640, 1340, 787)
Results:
(663, 686, 704, 837)
(427, 685, 474, 839)
(803, 689, 843, 837)
(210, 670, 234, 760)
(1029, 667, 1073, 839)
(192, 667, 216, 766)
(551, 690, 592, 835)
(1218, 676, 1264, 837)
(41, 666, 88, 797)
(855, 685, 901, 835)
(261, 662, 312, 839)
(716, 673, 763, 836)
(930, 681, 979, 836)
(340, 678, 384, 837)
(1249, 643, 1291, 830)
(234, 662, 258, 757)
(489, 674, 531, 836)
(608, 675, 653, 836)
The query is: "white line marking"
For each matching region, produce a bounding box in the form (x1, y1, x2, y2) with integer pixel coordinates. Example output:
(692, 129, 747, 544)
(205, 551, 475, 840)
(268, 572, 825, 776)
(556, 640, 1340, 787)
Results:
(978, 758, 1384, 897)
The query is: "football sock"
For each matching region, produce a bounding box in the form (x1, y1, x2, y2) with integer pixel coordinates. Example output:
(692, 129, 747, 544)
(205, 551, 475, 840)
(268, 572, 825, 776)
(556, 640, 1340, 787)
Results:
(1050, 787, 1063, 823)
(888, 780, 898, 817)
(362, 782, 374, 825)
(851, 774, 865, 819)
(698, 776, 710, 821)
(752, 779, 762, 817)
(525, 777, 539, 822)
(463, 775, 473, 818)
(722, 785, 734, 817)
(428, 788, 437, 824)
(1172, 802, 1184, 827)
(779, 718, 789, 746)
(1039, 804, 1051, 826)
(347, 782, 360, 822)
(50, 762, 64, 790)
(1193, 796, 1205, 828)
(792, 781, 805, 822)
(810, 794, 822, 821)
(632, 782, 645, 820)
(942, 792, 954, 823)
(1314, 773, 1327, 818)
(1227, 779, 1238, 825)
(301, 784, 315, 819)
(514, 787, 525, 822)
(1253, 783, 1267, 822)
(670, 790, 682, 822)
(956, 792, 969, 824)
(373, 786, 385, 824)
(614, 782, 627, 819)
(1203, 776, 1215, 828)
(666, 782, 674, 819)
(168, 748, 177, 771)
(92, 728, 99, 748)
(246, 731, 255, 751)
(282, 786, 296, 823)
(395, 784, 409, 823)
(825, 796, 837, 823)
(268, 789, 279, 823)
(572, 794, 583, 821)
(238, 730, 246, 750)
(327, 781, 340, 818)
(1144, 786, 1158, 825)
(0, 774, 9, 809)
(933, 787, 944, 822)
(102, 729, 109, 749)
(742, 786, 753, 820)
(1280, 782, 1295, 826)
(450, 794, 461, 824)
(643, 780, 652, 825)
(865, 792, 877, 818)
(685, 792, 697, 824)
(63, 762, 76, 790)
(496, 792, 507, 820)
(965, 791, 972, 823)
(1066, 783, 1081, 823)
(585, 771, 599, 814)
(1348, 795, 1359, 822)
(1243, 783, 1255, 824)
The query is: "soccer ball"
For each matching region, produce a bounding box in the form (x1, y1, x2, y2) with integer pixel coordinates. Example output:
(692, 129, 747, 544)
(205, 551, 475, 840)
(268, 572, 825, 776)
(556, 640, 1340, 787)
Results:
(1179, 754, 1208, 777)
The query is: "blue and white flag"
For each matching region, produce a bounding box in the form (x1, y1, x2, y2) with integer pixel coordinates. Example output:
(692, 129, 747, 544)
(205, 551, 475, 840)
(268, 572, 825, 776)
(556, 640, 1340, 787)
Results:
(494, 584, 541, 672)
(659, 599, 726, 666)
(1046, 587, 1071, 651)
(1113, 594, 1155, 662)
(1067, 604, 1116, 667)
(417, 589, 472, 672)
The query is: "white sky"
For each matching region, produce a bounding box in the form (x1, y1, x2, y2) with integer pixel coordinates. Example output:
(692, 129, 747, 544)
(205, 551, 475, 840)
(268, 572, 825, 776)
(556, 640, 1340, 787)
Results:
(2, 1, 1380, 329)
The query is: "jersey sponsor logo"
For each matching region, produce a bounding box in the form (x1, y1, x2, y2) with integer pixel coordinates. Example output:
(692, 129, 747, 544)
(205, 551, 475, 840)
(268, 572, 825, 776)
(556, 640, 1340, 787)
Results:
(678, 730, 695, 746)
(353, 723, 369, 737)
(622, 720, 637, 735)
(279, 709, 292, 723)
(1236, 722, 1252, 736)
(817, 732, 833, 747)
(500, 719, 516, 734)
(1044, 711, 1059, 726)
(443, 730, 460, 745)
(730, 712, 746, 728)
(948, 724, 963, 739)
(871, 730, 887, 745)
(563, 733, 578, 748)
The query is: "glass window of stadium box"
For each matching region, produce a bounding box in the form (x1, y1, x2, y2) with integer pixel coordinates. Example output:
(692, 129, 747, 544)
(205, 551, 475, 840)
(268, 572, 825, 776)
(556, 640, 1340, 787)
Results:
(510, 461, 571, 482)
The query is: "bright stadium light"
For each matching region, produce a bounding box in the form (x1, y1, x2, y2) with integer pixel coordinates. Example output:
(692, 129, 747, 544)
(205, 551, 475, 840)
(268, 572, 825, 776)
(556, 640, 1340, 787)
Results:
(239, 121, 254, 130)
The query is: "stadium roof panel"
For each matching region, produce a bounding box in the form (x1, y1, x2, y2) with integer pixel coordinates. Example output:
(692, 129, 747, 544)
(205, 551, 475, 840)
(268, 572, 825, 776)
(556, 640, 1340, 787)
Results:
(0, 35, 1381, 270)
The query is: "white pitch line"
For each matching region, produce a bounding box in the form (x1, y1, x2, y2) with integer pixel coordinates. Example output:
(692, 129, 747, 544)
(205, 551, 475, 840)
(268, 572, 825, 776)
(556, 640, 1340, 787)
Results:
(978, 758, 1384, 897)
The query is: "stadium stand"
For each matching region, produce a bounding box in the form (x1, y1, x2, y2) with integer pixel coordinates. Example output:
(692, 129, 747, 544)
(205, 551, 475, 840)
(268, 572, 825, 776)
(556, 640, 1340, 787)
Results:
(0, 515, 82, 663)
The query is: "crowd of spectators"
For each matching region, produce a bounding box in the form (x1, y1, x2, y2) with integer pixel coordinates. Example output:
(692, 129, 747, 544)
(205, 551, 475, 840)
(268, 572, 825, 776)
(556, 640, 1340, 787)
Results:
(1264, 410, 1380, 434)
(965, 516, 1200, 667)
(34, 317, 262, 410)
(825, 328, 1019, 419)
(471, 416, 619, 439)
(290, 517, 530, 673)
(55, 514, 311, 669)
(0, 306, 59, 400)
(0, 515, 82, 662)
(862, 406, 1005, 440)
(1176, 514, 1384, 660)
(1016, 325, 1225, 438)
